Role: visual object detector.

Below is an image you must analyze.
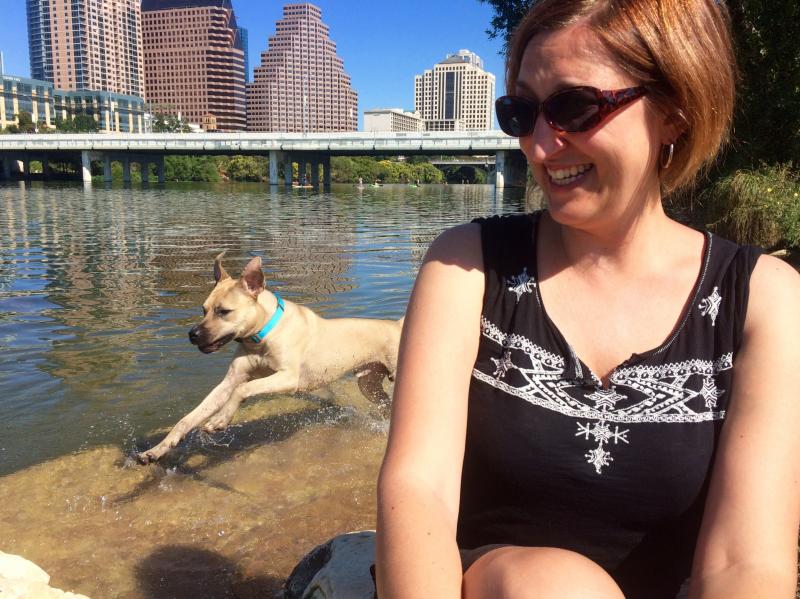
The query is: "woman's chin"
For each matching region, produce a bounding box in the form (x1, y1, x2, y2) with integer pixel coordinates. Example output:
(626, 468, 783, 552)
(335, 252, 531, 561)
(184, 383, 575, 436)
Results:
(542, 191, 605, 227)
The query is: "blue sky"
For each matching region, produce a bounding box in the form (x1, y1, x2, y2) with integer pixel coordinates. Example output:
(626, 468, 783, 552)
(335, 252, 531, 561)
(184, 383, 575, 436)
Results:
(0, 1, 508, 129)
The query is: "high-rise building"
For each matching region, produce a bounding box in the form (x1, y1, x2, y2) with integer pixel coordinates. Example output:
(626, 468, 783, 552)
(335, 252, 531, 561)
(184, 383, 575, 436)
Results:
(247, 3, 357, 132)
(26, 0, 145, 98)
(238, 27, 250, 82)
(141, 0, 246, 131)
(414, 49, 495, 131)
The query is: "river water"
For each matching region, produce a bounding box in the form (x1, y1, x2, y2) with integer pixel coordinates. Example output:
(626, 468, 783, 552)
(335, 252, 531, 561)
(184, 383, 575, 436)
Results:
(0, 181, 524, 598)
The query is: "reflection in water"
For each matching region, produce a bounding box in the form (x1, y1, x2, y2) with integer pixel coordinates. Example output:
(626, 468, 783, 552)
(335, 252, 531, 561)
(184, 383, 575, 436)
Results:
(0, 181, 524, 597)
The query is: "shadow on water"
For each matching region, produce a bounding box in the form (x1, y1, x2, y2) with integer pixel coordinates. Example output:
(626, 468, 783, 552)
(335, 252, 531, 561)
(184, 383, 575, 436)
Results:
(115, 401, 350, 505)
(135, 544, 283, 598)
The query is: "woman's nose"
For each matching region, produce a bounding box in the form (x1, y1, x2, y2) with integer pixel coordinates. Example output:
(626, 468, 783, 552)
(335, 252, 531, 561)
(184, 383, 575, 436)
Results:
(520, 113, 567, 164)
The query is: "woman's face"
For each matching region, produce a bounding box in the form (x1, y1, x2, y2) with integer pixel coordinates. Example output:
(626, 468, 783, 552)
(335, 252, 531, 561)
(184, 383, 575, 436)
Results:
(516, 24, 669, 230)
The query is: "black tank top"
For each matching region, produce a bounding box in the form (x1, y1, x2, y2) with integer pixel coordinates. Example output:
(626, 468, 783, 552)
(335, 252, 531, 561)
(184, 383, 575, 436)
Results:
(456, 211, 762, 598)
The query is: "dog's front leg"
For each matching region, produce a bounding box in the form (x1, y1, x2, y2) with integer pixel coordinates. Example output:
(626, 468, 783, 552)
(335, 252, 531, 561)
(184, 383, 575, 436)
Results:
(137, 354, 251, 463)
(202, 369, 300, 432)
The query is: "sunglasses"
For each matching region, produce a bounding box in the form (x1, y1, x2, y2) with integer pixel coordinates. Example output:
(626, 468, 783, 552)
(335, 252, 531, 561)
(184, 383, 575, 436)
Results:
(495, 86, 648, 136)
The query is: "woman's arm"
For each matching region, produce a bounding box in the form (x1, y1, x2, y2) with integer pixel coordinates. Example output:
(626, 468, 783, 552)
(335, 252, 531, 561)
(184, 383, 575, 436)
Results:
(376, 223, 485, 598)
(689, 255, 800, 599)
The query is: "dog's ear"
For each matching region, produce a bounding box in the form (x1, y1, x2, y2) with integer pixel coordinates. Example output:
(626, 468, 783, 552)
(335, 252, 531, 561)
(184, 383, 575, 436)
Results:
(239, 256, 264, 297)
(214, 251, 230, 283)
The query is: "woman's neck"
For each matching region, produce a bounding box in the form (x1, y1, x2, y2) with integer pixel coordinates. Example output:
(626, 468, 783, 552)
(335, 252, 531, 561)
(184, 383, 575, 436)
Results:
(544, 198, 678, 279)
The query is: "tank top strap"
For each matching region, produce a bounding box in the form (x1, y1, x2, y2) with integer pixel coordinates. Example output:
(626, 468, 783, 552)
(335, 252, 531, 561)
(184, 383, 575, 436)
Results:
(471, 211, 540, 327)
(687, 234, 763, 358)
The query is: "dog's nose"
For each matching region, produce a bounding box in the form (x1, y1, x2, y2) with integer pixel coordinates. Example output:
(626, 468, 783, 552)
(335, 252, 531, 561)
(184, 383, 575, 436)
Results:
(188, 326, 201, 343)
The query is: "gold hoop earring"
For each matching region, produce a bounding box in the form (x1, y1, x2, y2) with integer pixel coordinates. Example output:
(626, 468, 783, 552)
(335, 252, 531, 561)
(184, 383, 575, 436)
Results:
(660, 143, 674, 169)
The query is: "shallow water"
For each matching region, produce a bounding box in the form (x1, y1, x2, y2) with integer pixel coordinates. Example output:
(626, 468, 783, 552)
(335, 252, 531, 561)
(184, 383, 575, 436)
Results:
(0, 181, 524, 597)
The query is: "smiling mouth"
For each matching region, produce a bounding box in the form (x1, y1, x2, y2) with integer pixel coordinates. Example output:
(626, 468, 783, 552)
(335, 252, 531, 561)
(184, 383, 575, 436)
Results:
(547, 163, 594, 186)
(198, 333, 236, 354)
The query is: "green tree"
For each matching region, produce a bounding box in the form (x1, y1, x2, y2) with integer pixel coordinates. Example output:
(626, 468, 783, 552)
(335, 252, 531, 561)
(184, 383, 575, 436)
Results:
(723, 0, 800, 171)
(16, 111, 37, 133)
(223, 155, 266, 181)
(152, 112, 192, 133)
(55, 113, 99, 133)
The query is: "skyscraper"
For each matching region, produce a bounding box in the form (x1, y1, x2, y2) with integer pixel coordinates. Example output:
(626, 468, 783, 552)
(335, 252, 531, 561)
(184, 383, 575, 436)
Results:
(414, 49, 495, 131)
(247, 3, 357, 132)
(141, 0, 246, 131)
(26, 0, 144, 98)
(238, 27, 250, 82)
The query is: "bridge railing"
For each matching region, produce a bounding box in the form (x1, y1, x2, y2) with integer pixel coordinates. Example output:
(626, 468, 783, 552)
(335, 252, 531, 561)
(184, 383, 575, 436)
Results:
(0, 131, 519, 154)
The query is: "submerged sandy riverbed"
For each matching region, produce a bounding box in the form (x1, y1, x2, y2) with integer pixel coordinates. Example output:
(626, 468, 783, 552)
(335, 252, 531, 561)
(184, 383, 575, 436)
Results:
(0, 384, 386, 598)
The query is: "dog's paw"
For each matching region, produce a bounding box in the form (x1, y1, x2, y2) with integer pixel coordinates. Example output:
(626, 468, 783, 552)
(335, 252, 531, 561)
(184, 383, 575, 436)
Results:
(135, 449, 160, 465)
(202, 416, 231, 433)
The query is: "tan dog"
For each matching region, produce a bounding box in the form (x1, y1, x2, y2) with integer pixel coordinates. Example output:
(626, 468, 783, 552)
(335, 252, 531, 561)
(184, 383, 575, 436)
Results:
(137, 252, 404, 463)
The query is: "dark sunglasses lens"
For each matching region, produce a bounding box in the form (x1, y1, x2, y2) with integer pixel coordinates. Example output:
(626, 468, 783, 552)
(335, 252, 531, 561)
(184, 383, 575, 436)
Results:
(545, 88, 600, 132)
(496, 97, 536, 137)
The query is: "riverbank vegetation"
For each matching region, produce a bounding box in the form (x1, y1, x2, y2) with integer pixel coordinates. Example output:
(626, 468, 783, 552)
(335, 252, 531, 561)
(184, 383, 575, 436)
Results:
(92, 155, 477, 185)
(330, 156, 444, 184)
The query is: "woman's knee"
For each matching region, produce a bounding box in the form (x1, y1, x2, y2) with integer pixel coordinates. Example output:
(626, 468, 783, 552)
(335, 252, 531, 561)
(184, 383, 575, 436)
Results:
(462, 546, 625, 599)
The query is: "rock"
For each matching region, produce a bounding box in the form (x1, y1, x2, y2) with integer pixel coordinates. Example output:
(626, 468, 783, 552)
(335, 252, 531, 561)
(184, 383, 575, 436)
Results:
(284, 530, 377, 599)
(0, 551, 90, 598)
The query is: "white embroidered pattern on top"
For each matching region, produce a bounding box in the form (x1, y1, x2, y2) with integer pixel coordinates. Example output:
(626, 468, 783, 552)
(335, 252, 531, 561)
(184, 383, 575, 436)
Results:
(473, 317, 731, 474)
(505, 267, 536, 301)
(698, 286, 722, 326)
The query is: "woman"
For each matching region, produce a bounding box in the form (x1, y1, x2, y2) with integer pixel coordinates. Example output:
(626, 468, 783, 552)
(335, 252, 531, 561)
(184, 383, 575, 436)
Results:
(376, 0, 800, 597)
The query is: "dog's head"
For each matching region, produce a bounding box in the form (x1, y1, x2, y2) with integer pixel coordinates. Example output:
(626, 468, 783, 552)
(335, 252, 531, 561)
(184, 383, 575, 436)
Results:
(188, 252, 267, 353)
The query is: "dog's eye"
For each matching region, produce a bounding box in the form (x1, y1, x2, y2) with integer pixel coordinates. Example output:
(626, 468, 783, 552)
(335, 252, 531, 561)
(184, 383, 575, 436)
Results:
(215, 307, 232, 317)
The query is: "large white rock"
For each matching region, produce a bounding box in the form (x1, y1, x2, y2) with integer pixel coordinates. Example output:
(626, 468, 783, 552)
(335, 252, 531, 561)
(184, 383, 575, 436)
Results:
(0, 551, 90, 599)
(284, 531, 376, 599)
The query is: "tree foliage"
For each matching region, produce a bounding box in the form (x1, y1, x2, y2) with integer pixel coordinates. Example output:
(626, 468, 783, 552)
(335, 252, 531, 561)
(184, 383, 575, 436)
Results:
(55, 114, 100, 133)
(479, 0, 534, 54)
(330, 156, 445, 183)
(3, 111, 37, 133)
(723, 0, 800, 171)
(152, 112, 192, 133)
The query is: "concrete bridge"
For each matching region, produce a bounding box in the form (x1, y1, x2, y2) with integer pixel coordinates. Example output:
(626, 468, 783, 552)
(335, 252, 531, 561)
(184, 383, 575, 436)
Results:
(0, 131, 527, 188)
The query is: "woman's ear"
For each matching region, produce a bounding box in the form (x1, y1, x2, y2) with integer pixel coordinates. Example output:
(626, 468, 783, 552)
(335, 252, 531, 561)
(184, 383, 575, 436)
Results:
(661, 110, 687, 145)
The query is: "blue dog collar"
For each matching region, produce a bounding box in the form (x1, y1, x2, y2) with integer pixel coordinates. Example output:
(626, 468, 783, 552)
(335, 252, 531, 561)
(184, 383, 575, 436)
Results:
(249, 294, 285, 343)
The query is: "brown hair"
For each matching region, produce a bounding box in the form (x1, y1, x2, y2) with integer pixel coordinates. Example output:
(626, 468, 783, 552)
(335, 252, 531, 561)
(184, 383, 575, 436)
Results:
(506, 0, 736, 193)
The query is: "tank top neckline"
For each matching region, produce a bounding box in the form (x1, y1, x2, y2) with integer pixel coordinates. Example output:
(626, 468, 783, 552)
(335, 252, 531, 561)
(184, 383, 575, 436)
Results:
(527, 210, 714, 387)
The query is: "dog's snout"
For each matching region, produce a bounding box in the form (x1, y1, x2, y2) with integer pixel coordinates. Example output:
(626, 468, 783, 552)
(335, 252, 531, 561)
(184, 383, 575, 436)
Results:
(189, 325, 201, 343)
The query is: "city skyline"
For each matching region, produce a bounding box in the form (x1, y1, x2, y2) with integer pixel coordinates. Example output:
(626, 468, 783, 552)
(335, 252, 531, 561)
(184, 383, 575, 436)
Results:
(2, 0, 507, 130)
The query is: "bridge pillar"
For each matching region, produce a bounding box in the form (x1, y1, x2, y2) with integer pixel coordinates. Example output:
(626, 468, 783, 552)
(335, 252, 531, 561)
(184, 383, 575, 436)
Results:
(81, 151, 92, 183)
(1, 157, 10, 180)
(269, 150, 280, 186)
(284, 154, 293, 186)
(103, 154, 113, 183)
(122, 157, 131, 183)
(322, 155, 331, 190)
(42, 156, 51, 179)
(141, 160, 150, 184)
(310, 157, 320, 188)
(156, 156, 166, 184)
(494, 150, 527, 188)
